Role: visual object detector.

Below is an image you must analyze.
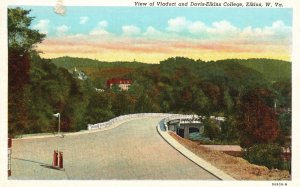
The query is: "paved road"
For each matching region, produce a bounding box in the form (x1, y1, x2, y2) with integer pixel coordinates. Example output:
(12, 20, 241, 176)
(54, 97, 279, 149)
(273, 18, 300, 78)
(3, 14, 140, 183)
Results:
(10, 117, 218, 180)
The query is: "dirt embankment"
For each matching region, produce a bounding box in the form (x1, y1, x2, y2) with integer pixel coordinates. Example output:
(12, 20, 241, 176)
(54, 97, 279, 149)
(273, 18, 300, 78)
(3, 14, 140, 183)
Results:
(169, 132, 290, 180)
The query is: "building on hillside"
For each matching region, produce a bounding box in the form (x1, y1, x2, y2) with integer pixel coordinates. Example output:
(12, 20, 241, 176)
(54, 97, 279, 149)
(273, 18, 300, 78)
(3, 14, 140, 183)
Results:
(107, 78, 133, 91)
(72, 67, 88, 80)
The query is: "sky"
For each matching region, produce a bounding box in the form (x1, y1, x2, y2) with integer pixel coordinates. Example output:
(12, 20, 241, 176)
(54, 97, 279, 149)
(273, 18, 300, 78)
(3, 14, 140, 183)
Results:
(21, 6, 292, 63)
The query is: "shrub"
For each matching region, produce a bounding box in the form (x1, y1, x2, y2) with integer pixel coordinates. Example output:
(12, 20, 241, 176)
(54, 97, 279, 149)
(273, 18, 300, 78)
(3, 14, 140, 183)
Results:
(203, 118, 221, 141)
(243, 143, 283, 169)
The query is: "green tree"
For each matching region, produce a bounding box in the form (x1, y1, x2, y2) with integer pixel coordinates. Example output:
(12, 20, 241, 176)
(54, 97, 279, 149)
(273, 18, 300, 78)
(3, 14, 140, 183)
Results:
(278, 113, 291, 136)
(243, 143, 283, 169)
(220, 116, 239, 143)
(85, 92, 114, 124)
(111, 84, 121, 93)
(203, 118, 221, 141)
(223, 89, 234, 113)
(135, 94, 154, 113)
(8, 8, 45, 137)
(111, 92, 136, 116)
(8, 8, 45, 53)
(128, 81, 144, 97)
(159, 86, 174, 112)
(193, 89, 211, 115)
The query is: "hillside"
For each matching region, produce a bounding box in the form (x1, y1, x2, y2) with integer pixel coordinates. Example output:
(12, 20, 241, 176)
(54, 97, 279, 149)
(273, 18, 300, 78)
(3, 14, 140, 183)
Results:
(217, 58, 291, 82)
(51, 56, 154, 84)
(10, 55, 291, 160)
(49, 56, 291, 112)
(50, 56, 291, 84)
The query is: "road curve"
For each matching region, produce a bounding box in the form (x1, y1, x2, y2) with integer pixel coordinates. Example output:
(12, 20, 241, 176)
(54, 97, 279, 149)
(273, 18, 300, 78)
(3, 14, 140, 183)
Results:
(10, 117, 219, 180)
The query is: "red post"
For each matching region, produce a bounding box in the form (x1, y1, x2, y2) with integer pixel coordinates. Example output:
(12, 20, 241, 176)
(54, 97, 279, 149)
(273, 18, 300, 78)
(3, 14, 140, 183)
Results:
(53, 150, 58, 167)
(58, 152, 63, 169)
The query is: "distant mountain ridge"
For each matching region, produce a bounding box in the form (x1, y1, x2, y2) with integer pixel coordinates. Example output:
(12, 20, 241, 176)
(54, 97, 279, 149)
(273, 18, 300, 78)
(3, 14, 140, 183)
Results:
(50, 56, 151, 69)
(50, 56, 291, 83)
(216, 58, 291, 82)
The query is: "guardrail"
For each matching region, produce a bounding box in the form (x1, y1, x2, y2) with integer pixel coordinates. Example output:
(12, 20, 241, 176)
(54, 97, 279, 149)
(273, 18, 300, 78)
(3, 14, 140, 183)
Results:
(88, 113, 225, 131)
(164, 115, 225, 125)
(162, 114, 200, 131)
(163, 114, 202, 124)
(87, 113, 174, 130)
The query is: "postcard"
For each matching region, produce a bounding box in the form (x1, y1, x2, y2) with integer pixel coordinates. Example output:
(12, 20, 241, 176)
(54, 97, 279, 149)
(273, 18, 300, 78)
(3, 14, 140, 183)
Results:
(1, 0, 299, 187)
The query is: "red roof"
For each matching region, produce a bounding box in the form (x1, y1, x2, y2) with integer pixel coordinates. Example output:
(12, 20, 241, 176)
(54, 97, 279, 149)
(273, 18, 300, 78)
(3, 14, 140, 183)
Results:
(107, 79, 133, 86)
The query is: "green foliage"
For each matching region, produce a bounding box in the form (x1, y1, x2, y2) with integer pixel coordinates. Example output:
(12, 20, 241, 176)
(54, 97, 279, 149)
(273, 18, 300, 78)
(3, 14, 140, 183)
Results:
(203, 118, 221, 141)
(50, 56, 291, 117)
(237, 59, 291, 82)
(8, 7, 45, 54)
(8, 7, 45, 137)
(135, 94, 155, 113)
(26, 55, 88, 133)
(85, 92, 114, 124)
(111, 84, 121, 93)
(278, 113, 291, 137)
(191, 89, 211, 115)
(111, 92, 136, 116)
(243, 143, 283, 169)
(223, 89, 234, 113)
(220, 116, 240, 143)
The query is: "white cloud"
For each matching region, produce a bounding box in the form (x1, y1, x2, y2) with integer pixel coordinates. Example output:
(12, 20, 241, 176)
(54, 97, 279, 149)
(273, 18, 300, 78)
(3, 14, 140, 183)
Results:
(166, 17, 239, 38)
(56, 25, 70, 36)
(188, 21, 207, 34)
(166, 17, 190, 33)
(122, 25, 141, 35)
(143, 26, 162, 36)
(98, 21, 108, 28)
(208, 20, 239, 34)
(79, 17, 89, 24)
(58, 17, 291, 50)
(89, 29, 110, 36)
(269, 20, 291, 35)
(240, 20, 291, 41)
(165, 17, 291, 43)
(89, 20, 110, 36)
(272, 20, 285, 29)
(241, 26, 273, 38)
(33, 19, 50, 34)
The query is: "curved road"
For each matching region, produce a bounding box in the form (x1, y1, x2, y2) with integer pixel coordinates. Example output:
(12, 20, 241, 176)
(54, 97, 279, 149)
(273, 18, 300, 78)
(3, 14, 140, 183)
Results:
(10, 117, 218, 180)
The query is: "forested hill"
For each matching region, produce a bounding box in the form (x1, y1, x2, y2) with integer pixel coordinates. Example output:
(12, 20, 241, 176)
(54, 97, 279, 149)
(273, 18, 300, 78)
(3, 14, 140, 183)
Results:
(50, 56, 291, 83)
(216, 58, 291, 82)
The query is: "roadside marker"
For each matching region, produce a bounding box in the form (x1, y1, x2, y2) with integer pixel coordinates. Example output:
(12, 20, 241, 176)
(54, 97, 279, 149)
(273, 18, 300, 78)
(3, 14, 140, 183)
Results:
(53, 150, 63, 169)
(53, 150, 58, 167)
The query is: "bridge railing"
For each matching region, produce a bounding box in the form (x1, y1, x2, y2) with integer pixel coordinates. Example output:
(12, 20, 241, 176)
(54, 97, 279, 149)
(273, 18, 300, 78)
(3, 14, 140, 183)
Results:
(87, 113, 224, 131)
(87, 113, 174, 130)
(164, 114, 202, 123)
(164, 115, 225, 124)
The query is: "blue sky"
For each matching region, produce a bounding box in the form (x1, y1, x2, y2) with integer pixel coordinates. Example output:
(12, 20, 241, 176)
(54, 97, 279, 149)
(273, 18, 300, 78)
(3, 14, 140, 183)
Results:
(11, 6, 292, 62)
(22, 6, 292, 37)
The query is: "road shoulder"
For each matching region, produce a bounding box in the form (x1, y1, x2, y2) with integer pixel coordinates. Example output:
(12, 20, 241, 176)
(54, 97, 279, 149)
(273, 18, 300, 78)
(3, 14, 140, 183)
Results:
(156, 120, 235, 181)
